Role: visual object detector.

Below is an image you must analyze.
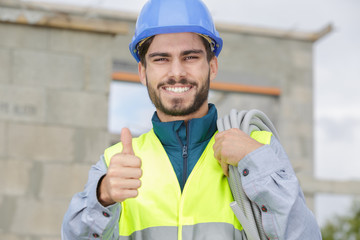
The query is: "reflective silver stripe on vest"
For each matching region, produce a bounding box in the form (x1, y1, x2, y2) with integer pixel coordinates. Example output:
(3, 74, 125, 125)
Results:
(183, 222, 244, 240)
(119, 223, 246, 240)
(119, 226, 177, 240)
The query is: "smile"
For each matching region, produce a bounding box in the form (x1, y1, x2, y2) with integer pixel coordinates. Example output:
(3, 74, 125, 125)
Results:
(164, 86, 191, 93)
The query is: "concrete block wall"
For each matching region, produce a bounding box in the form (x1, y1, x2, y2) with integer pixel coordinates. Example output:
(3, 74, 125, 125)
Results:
(0, 2, 322, 238)
(0, 22, 114, 239)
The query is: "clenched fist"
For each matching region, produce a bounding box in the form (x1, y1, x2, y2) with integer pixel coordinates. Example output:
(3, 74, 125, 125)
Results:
(98, 128, 142, 206)
(213, 128, 263, 176)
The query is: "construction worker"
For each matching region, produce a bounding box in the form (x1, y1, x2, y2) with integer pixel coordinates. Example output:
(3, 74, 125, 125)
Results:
(61, 0, 321, 239)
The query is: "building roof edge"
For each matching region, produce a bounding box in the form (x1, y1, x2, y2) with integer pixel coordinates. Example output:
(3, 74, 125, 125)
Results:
(0, 0, 332, 41)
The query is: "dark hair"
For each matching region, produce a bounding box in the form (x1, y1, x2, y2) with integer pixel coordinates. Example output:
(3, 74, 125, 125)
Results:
(138, 36, 155, 67)
(138, 35, 215, 67)
(200, 36, 216, 63)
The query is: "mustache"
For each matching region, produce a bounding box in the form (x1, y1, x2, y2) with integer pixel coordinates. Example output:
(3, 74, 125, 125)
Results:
(157, 78, 198, 88)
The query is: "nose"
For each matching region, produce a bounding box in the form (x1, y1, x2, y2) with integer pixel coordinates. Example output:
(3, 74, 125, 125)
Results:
(168, 59, 186, 80)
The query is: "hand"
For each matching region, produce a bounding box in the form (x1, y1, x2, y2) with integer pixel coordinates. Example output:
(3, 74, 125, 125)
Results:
(98, 128, 142, 206)
(213, 128, 263, 176)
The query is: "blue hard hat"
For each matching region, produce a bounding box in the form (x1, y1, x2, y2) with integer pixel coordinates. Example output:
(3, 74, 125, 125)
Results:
(129, 0, 223, 62)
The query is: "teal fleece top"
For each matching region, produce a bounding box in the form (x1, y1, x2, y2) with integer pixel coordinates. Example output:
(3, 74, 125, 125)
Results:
(151, 104, 218, 190)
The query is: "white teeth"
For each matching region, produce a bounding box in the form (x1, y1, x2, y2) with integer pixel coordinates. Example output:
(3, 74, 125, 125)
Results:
(165, 87, 190, 93)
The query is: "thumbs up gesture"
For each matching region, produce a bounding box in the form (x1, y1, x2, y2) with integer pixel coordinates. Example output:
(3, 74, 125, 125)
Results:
(98, 128, 142, 206)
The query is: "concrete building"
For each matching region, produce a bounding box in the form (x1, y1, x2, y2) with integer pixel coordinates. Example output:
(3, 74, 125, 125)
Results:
(0, 1, 358, 239)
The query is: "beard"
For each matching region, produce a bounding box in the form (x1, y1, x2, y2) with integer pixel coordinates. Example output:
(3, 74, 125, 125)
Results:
(146, 71, 210, 117)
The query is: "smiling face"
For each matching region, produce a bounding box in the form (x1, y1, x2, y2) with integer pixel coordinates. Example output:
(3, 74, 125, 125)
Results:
(138, 32, 218, 122)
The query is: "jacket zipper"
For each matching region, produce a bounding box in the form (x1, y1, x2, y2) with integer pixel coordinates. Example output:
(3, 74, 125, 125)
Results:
(183, 124, 190, 188)
(182, 145, 188, 189)
(175, 124, 190, 190)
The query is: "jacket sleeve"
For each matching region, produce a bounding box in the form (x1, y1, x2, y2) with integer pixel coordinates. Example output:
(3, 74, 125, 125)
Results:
(61, 155, 121, 240)
(237, 136, 322, 240)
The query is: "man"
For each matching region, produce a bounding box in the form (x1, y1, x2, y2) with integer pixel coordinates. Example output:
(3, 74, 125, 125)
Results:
(62, 0, 321, 239)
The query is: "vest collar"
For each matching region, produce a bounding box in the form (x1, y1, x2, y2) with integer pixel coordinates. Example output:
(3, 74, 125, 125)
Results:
(151, 104, 218, 146)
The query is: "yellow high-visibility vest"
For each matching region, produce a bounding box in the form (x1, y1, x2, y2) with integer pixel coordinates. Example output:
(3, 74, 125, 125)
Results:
(104, 129, 272, 240)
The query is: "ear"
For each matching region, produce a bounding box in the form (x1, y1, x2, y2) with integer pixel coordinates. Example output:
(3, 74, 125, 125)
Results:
(138, 62, 147, 86)
(209, 56, 218, 82)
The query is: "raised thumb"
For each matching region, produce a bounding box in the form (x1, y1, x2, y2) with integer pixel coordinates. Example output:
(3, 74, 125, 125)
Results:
(120, 127, 134, 155)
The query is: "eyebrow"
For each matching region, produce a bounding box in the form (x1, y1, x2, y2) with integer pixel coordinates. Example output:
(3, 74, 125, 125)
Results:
(182, 49, 204, 56)
(148, 49, 204, 58)
(148, 52, 170, 58)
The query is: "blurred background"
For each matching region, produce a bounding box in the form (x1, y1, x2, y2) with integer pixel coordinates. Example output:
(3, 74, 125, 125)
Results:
(0, 0, 359, 239)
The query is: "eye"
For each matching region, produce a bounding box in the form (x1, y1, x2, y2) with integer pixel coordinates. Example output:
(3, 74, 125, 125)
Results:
(184, 55, 199, 61)
(154, 58, 168, 62)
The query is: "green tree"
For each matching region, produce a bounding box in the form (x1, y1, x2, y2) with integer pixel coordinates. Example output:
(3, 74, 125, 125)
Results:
(321, 201, 360, 240)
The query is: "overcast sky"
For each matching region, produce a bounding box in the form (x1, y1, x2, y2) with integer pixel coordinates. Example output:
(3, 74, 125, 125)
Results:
(23, 0, 360, 226)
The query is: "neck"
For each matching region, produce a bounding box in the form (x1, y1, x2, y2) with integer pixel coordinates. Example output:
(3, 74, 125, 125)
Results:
(156, 103, 209, 123)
